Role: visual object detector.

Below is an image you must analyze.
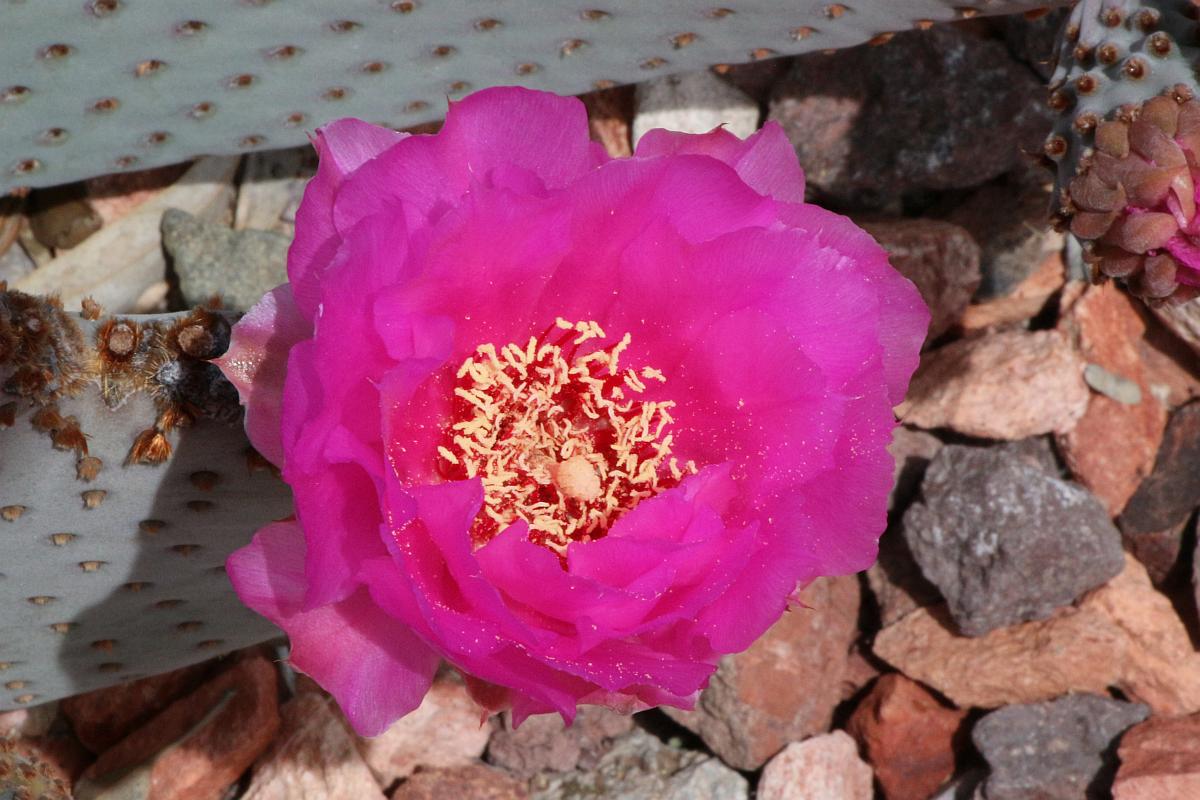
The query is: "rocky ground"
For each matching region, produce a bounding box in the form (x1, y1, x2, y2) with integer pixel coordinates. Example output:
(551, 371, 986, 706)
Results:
(4, 12, 1200, 800)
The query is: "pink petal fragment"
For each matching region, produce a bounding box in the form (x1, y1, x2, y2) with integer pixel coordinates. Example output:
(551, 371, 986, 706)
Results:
(227, 521, 440, 736)
(213, 284, 311, 468)
(289, 119, 408, 317)
(635, 121, 805, 203)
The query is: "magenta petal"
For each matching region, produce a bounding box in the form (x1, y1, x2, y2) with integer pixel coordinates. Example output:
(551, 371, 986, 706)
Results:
(440, 87, 605, 190)
(227, 521, 440, 736)
(229, 87, 928, 729)
(634, 121, 805, 203)
(289, 119, 408, 317)
(293, 463, 388, 610)
(1166, 234, 1200, 282)
(214, 284, 311, 468)
(779, 203, 929, 405)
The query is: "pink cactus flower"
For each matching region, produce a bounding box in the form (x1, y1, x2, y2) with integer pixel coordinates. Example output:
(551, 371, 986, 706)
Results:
(216, 87, 928, 736)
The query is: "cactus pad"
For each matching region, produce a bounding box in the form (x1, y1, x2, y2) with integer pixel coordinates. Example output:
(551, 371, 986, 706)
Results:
(2, 0, 1061, 193)
(0, 290, 292, 711)
(1048, 0, 1200, 302)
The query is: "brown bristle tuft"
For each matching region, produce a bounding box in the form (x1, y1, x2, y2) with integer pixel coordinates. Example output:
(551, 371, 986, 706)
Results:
(79, 297, 103, 320)
(157, 405, 192, 433)
(127, 428, 172, 465)
(30, 404, 63, 433)
(51, 418, 88, 454)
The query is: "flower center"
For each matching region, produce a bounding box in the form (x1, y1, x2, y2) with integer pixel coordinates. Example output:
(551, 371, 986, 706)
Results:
(438, 318, 695, 553)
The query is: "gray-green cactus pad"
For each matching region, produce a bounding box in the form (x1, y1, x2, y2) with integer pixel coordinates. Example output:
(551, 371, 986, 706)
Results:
(2, 0, 1062, 193)
(0, 305, 292, 711)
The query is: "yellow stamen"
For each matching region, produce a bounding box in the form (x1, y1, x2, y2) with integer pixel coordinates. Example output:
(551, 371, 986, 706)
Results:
(440, 319, 696, 553)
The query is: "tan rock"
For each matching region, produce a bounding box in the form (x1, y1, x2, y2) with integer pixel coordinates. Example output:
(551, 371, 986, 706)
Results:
(1084, 556, 1200, 715)
(874, 555, 1200, 714)
(242, 692, 384, 800)
(897, 329, 1088, 439)
(875, 602, 1121, 710)
(664, 575, 860, 770)
(845, 674, 966, 800)
(1113, 713, 1200, 800)
(392, 764, 529, 800)
(1057, 283, 1166, 515)
(757, 732, 873, 800)
(75, 654, 280, 800)
(960, 250, 1065, 333)
(355, 674, 491, 787)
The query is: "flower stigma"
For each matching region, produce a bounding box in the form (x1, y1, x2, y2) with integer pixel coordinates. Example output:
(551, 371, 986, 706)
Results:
(439, 318, 696, 554)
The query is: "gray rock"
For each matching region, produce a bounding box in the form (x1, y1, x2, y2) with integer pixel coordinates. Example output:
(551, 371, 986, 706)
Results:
(486, 706, 633, 778)
(633, 70, 760, 146)
(903, 445, 1125, 636)
(530, 728, 748, 800)
(768, 26, 1052, 207)
(989, 435, 1062, 477)
(973, 694, 1150, 800)
(1083, 364, 1143, 406)
(162, 208, 288, 312)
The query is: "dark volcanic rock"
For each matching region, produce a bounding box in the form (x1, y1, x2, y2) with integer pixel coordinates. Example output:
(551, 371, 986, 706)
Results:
(973, 694, 1149, 800)
(768, 25, 1052, 206)
(903, 445, 1125, 636)
(1119, 401, 1200, 535)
